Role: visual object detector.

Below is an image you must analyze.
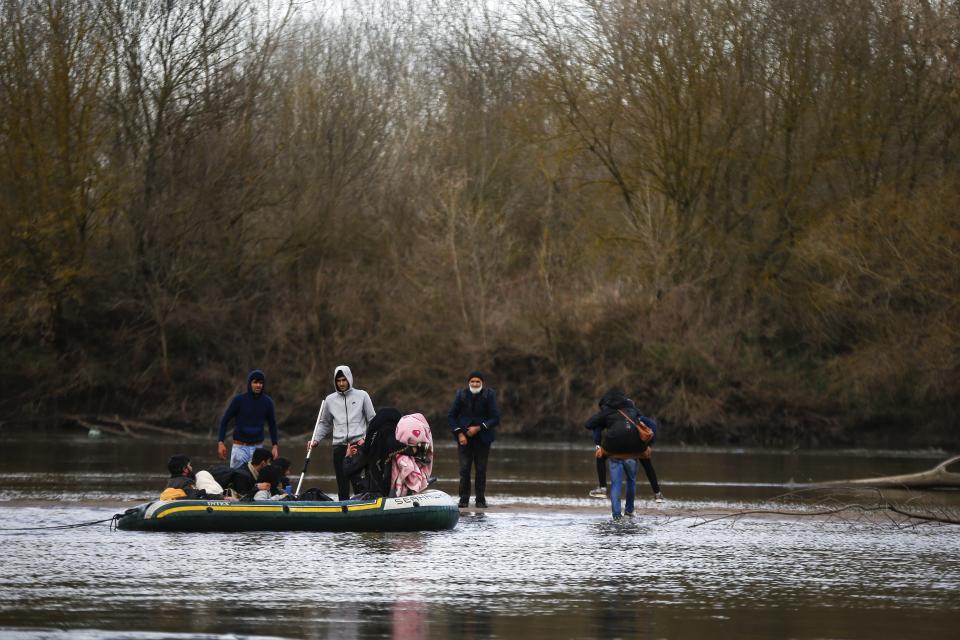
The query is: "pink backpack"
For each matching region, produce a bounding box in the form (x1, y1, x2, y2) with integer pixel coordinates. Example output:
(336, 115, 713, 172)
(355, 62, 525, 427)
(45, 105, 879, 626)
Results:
(390, 413, 433, 496)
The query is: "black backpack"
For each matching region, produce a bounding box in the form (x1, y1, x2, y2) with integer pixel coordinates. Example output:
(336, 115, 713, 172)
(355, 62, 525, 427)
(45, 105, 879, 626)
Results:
(600, 409, 650, 454)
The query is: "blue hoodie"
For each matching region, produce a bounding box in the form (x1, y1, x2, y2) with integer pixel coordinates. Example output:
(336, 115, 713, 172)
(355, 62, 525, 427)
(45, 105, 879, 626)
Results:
(217, 369, 279, 445)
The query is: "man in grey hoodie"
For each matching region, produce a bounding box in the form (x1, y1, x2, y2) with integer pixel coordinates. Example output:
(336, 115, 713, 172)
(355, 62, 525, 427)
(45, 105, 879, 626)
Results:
(308, 365, 376, 500)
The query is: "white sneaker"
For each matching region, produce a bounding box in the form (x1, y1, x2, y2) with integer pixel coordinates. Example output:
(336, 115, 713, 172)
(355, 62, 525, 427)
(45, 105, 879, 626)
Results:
(654, 492, 665, 503)
(588, 486, 606, 498)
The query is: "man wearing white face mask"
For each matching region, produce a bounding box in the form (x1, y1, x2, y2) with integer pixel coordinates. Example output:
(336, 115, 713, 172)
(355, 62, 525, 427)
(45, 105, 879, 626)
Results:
(447, 370, 500, 508)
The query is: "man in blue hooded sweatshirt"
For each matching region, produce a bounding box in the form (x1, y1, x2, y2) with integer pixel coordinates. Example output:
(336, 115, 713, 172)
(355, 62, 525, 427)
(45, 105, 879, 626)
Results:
(217, 369, 279, 467)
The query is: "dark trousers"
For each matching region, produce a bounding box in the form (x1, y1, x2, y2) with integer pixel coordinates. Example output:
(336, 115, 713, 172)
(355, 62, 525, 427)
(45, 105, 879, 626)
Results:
(640, 457, 660, 494)
(596, 457, 607, 487)
(332, 444, 364, 501)
(458, 439, 491, 501)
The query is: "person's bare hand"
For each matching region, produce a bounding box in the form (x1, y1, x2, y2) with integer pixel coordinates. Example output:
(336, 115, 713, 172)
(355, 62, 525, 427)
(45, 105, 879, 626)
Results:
(256, 482, 270, 491)
(457, 433, 468, 446)
(307, 440, 318, 451)
(217, 441, 227, 460)
(467, 425, 481, 437)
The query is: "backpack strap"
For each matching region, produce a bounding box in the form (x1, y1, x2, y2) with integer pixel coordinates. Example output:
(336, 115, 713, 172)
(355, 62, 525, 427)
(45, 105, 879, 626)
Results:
(618, 409, 654, 442)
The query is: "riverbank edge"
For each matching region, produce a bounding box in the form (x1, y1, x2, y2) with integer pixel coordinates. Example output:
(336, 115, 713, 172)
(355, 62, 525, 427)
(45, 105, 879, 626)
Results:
(3, 414, 956, 449)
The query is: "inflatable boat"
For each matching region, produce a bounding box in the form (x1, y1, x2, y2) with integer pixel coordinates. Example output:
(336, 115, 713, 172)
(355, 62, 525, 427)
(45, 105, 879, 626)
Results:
(115, 490, 459, 532)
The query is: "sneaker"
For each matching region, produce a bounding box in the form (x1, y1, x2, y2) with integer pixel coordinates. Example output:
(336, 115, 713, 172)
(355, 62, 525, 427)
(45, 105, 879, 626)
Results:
(612, 513, 622, 520)
(458, 498, 469, 508)
(475, 498, 488, 508)
(654, 492, 665, 503)
(588, 486, 607, 498)
(624, 511, 635, 518)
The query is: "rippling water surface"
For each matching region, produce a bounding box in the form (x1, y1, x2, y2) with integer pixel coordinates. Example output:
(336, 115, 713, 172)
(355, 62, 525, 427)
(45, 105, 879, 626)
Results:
(1, 431, 958, 639)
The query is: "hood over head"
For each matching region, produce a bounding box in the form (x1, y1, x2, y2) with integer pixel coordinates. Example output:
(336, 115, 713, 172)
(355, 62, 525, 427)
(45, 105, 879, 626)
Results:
(333, 365, 354, 391)
(247, 369, 265, 393)
(599, 387, 632, 410)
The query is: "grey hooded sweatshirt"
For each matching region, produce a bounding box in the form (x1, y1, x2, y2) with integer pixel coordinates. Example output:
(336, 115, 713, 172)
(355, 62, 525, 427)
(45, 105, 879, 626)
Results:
(310, 365, 376, 446)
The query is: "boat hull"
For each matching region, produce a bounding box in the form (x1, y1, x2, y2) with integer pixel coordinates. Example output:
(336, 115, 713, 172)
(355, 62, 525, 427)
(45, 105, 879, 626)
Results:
(116, 490, 459, 532)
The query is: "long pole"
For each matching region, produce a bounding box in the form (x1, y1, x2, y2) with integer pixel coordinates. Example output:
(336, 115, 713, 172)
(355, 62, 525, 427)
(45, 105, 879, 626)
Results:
(296, 399, 325, 495)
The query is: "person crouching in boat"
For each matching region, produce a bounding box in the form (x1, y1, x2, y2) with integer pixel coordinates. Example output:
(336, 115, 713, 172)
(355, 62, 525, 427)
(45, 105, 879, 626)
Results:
(160, 454, 235, 501)
(271, 457, 293, 495)
(225, 447, 275, 498)
(342, 408, 405, 498)
(250, 464, 292, 501)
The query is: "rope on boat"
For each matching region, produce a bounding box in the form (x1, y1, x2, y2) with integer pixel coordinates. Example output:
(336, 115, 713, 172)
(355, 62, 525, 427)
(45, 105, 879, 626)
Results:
(0, 512, 127, 533)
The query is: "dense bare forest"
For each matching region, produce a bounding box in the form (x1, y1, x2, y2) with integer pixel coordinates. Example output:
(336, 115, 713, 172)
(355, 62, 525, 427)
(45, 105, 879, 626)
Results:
(2, 0, 958, 447)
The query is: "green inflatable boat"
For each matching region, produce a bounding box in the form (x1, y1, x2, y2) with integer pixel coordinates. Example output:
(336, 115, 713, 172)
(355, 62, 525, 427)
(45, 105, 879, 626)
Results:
(115, 490, 459, 532)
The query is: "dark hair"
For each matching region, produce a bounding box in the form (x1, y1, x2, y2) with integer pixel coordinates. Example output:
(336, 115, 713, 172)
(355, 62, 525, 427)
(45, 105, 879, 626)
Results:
(272, 457, 291, 474)
(252, 448, 273, 465)
(167, 454, 191, 477)
(258, 464, 282, 490)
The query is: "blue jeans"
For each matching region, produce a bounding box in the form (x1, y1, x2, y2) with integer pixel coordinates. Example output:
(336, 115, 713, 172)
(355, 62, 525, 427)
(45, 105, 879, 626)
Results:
(230, 444, 258, 468)
(609, 458, 638, 517)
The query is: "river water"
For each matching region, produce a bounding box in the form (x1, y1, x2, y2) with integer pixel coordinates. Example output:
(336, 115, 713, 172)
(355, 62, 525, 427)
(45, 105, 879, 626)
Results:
(1, 430, 958, 639)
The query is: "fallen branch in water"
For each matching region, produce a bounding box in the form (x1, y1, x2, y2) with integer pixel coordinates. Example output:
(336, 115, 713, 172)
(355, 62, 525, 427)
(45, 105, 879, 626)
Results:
(66, 415, 205, 440)
(814, 455, 960, 489)
(678, 487, 960, 528)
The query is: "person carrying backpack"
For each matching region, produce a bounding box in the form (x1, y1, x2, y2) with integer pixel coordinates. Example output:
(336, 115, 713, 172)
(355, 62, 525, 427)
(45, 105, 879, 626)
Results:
(585, 390, 664, 504)
(584, 388, 660, 519)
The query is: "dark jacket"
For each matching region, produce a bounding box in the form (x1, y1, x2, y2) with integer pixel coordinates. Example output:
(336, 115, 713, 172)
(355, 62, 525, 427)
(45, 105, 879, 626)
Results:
(358, 408, 405, 496)
(217, 369, 279, 445)
(165, 476, 208, 500)
(448, 387, 500, 445)
(228, 462, 260, 498)
(584, 388, 641, 444)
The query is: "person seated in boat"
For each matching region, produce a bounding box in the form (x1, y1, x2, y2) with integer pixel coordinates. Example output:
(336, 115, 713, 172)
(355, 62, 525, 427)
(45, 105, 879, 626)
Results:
(271, 457, 293, 494)
(224, 447, 275, 498)
(160, 454, 235, 501)
(343, 407, 405, 497)
(250, 464, 293, 501)
(390, 413, 434, 497)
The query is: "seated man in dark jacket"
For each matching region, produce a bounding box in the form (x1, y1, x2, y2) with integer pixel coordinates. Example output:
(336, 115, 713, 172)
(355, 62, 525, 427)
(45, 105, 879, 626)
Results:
(161, 454, 232, 501)
(343, 408, 405, 497)
(226, 447, 275, 499)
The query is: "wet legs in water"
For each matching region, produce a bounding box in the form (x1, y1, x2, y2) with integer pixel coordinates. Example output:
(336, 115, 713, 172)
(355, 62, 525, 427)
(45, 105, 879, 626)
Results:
(608, 458, 638, 518)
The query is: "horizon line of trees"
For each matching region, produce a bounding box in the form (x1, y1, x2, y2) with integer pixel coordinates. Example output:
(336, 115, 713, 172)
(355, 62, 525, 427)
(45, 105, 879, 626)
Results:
(2, 0, 958, 447)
